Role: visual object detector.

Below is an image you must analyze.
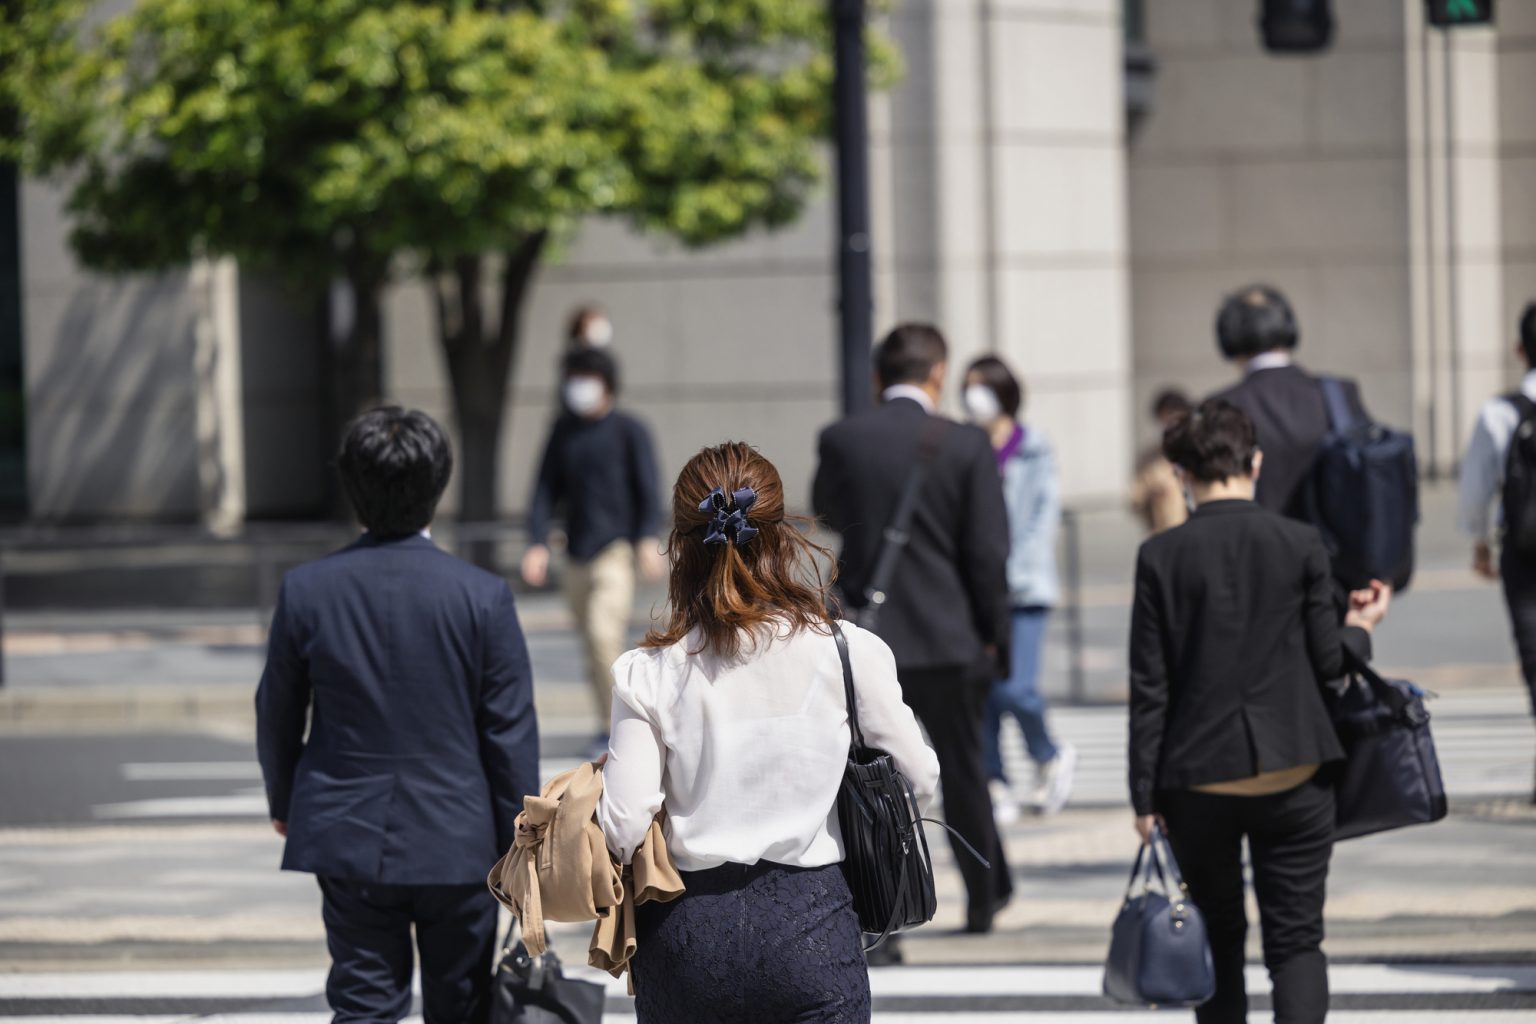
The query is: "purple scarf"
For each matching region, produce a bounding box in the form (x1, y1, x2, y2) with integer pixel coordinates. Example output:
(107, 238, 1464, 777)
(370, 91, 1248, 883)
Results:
(995, 423, 1026, 471)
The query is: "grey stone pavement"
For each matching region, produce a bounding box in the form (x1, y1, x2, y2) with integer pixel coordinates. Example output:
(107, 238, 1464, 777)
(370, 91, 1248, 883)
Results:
(0, 483, 1532, 974)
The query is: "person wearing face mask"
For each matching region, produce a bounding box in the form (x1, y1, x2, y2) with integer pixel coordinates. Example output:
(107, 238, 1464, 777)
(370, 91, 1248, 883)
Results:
(523, 348, 665, 752)
(962, 356, 1076, 821)
(567, 304, 615, 350)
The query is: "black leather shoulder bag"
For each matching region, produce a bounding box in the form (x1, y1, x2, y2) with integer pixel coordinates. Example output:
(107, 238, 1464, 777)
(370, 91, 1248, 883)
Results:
(832, 622, 985, 948)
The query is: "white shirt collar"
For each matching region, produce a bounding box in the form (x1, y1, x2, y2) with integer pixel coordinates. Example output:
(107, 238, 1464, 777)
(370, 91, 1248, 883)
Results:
(1523, 368, 1536, 400)
(1245, 351, 1293, 376)
(881, 384, 936, 413)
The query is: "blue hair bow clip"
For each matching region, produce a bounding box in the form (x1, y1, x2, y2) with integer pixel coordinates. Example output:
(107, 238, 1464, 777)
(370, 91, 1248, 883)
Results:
(698, 486, 759, 547)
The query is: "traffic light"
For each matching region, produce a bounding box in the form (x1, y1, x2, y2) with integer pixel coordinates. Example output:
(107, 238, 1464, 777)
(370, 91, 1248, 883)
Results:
(1259, 0, 1334, 54)
(1426, 0, 1494, 26)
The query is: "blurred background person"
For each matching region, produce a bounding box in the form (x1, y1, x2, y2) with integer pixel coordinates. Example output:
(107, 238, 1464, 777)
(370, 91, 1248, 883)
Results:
(1208, 285, 1371, 519)
(598, 442, 938, 1023)
(962, 355, 1075, 821)
(522, 348, 665, 754)
(1130, 388, 1193, 534)
(257, 408, 539, 1024)
(1129, 400, 1390, 1024)
(813, 324, 1013, 948)
(566, 304, 615, 351)
(1458, 300, 1536, 803)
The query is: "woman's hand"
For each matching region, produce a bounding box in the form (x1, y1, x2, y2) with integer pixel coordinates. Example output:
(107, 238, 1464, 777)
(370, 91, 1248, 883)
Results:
(1345, 579, 1393, 631)
(1134, 814, 1159, 844)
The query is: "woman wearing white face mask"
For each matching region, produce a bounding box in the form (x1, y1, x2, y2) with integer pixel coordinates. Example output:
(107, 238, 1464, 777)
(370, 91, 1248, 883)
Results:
(523, 348, 667, 755)
(566, 304, 615, 350)
(962, 356, 1076, 821)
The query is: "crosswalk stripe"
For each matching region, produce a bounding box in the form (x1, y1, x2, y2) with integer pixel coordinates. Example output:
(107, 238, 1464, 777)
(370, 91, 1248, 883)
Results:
(5, 963, 1533, 1000)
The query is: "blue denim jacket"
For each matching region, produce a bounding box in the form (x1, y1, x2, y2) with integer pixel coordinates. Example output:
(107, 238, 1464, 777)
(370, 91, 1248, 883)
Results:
(1002, 426, 1061, 608)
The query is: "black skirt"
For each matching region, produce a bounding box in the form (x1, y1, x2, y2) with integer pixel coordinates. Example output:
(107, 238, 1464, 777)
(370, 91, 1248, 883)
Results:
(631, 859, 872, 1024)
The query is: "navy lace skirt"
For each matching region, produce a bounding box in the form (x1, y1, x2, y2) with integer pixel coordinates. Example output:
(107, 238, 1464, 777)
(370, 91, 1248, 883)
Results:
(630, 859, 872, 1024)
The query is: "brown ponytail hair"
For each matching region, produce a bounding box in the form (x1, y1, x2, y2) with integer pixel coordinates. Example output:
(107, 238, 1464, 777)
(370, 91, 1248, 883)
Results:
(644, 442, 837, 660)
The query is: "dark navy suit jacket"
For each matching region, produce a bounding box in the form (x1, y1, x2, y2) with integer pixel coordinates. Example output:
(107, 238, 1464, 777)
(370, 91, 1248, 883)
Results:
(256, 533, 539, 885)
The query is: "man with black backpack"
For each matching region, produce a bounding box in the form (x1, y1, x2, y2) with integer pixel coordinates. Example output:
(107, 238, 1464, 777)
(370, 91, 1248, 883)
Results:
(1458, 301, 1536, 803)
(1208, 284, 1418, 592)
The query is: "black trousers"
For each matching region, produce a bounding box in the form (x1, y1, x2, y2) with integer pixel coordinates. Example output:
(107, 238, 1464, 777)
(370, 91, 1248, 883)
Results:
(1159, 776, 1335, 1024)
(899, 666, 1012, 916)
(1501, 548, 1536, 716)
(317, 877, 497, 1024)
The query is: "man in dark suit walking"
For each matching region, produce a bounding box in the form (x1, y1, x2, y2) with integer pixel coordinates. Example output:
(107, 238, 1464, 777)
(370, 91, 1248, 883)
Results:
(1208, 285, 1370, 519)
(257, 408, 539, 1024)
(813, 323, 1013, 939)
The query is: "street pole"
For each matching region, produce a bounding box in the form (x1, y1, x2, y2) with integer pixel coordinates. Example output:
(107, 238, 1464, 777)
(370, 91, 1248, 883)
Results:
(832, 0, 874, 416)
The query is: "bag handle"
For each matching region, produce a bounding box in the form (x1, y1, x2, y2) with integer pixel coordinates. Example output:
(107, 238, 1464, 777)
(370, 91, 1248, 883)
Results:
(1320, 376, 1355, 432)
(859, 418, 947, 629)
(832, 622, 868, 753)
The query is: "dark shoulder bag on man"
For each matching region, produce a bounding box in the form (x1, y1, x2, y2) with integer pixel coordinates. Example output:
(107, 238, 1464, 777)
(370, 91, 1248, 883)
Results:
(857, 420, 947, 631)
(833, 623, 985, 947)
(1328, 650, 1447, 841)
(1308, 377, 1419, 591)
(1500, 393, 1536, 559)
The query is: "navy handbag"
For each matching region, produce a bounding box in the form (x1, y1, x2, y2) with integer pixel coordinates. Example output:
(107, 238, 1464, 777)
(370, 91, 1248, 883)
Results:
(1103, 825, 1215, 1008)
(1329, 654, 1448, 841)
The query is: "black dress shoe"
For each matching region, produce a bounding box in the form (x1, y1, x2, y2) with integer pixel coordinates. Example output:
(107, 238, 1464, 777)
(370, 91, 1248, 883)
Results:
(965, 893, 1012, 934)
(865, 936, 904, 966)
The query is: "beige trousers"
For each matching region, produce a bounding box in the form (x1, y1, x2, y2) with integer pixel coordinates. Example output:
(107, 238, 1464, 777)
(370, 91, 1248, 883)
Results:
(562, 540, 636, 725)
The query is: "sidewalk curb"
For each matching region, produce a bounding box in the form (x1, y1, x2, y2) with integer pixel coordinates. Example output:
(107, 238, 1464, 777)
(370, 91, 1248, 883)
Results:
(0, 683, 601, 728)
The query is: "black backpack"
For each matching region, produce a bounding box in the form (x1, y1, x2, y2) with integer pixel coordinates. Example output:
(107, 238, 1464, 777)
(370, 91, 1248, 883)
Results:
(1501, 393, 1536, 558)
(1308, 378, 1419, 591)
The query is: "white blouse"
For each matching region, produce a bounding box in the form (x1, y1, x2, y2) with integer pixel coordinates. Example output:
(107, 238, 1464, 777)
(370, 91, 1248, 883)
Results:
(596, 620, 941, 872)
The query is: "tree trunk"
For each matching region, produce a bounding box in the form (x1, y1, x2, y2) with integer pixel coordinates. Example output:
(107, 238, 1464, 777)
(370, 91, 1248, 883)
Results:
(436, 231, 547, 567)
(323, 255, 387, 518)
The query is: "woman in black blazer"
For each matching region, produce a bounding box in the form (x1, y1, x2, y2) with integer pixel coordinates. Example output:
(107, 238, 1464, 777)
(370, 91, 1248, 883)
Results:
(1128, 400, 1391, 1024)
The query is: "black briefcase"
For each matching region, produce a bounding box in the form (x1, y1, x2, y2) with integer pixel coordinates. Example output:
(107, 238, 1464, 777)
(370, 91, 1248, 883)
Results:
(1329, 655, 1448, 841)
(491, 933, 606, 1024)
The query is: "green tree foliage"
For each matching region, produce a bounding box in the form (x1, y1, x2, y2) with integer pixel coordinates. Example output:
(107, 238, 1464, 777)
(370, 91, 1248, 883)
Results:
(5, 0, 893, 525)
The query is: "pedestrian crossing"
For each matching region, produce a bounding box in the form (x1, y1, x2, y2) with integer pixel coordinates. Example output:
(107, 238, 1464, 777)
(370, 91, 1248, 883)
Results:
(88, 689, 1533, 823)
(2, 962, 1532, 1020)
(996, 688, 1535, 810)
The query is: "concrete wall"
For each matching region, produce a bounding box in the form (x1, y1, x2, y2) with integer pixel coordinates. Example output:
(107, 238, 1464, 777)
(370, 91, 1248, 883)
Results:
(877, 0, 1132, 501)
(385, 202, 842, 519)
(20, 180, 205, 521)
(1497, 0, 1536, 381)
(1128, 0, 1416, 449)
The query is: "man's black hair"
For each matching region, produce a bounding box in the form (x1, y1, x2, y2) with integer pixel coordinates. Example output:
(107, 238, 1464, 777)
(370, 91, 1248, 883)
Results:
(1521, 301, 1536, 367)
(1215, 284, 1298, 360)
(875, 323, 948, 389)
(966, 355, 1023, 418)
(1162, 399, 1258, 483)
(562, 346, 619, 395)
(337, 407, 453, 538)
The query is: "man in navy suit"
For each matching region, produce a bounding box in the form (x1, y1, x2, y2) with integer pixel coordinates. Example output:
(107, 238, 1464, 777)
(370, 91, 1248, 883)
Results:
(257, 407, 539, 1024)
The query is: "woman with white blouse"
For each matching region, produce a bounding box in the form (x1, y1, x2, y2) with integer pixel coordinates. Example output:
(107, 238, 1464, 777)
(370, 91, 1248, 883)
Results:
(597, 441, 940, 1024)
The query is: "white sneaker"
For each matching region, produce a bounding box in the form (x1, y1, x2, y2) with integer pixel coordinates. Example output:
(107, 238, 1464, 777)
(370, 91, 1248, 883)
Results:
(1033, 743, 1077, 816)
(989, 779, 1022, 826)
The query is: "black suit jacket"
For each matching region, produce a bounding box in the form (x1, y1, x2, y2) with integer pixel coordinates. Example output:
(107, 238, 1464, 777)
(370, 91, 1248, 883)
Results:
(256, 533, 540, 885)
(1210, 364, 1367, 518)
(1128, 500, 1371, 815)
(812, 397, 1010, 672)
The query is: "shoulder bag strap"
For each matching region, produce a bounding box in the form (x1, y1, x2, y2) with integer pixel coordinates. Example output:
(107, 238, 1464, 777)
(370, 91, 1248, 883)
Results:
(831, 622, 867, 752)
(1319, 376, 1355, 432)
(1507, 392, 1536, 424)
(861, 418, 948, 624)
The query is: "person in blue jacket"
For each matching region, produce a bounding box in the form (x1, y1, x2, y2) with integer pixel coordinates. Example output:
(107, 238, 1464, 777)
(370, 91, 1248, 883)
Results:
(963, 355, 1076, 820)
(257, 407, 539, 1024)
